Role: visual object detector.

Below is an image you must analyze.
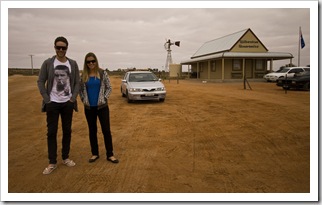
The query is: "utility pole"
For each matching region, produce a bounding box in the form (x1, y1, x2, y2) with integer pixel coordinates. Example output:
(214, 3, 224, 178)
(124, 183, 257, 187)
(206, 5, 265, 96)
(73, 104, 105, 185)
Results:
(29, 54, 34, 75)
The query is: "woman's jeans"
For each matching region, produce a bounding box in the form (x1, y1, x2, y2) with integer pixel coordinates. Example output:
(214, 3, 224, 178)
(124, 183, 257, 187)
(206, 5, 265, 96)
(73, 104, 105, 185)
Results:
(85, 105, 114, 158)
(46, 101, 74, 164)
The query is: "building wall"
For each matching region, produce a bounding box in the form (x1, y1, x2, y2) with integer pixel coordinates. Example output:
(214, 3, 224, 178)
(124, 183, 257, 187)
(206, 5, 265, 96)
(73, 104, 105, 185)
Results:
(191, 58, 267, 80)
(230, 30, 267, 53)
(224, 60, 234, 79)
(212, 60, 222, 79)
(169, 64, 182, 77)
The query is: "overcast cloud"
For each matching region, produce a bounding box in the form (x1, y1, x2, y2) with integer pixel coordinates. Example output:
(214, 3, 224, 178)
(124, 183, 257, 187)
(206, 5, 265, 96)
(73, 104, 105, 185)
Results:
(6, 2, 314, 71)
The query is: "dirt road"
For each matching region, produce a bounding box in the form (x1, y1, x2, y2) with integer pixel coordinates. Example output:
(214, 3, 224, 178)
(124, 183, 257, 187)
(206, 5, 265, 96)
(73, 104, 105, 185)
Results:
(8, 75, 310, 196)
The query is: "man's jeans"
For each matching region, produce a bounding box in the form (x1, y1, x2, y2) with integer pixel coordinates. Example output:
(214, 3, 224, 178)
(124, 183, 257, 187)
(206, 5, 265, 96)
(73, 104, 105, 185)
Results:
(46, 101, 74, 164)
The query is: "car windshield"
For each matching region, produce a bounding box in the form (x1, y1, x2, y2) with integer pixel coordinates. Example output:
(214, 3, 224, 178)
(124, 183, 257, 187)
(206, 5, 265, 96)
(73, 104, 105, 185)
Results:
(279, 68, 290, 73)
(274, 68, 284, 73)
(128, 73, 158, 82)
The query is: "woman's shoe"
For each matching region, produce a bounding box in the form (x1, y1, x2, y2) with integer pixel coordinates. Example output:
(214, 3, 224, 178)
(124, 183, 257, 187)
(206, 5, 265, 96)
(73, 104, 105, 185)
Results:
(107, 156, 119, 163)
(89, 155, 99, 163)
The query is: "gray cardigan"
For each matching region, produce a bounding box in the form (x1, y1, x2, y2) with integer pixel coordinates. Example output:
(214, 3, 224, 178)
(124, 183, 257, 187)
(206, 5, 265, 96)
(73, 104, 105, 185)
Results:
(37, 55, 80, 112)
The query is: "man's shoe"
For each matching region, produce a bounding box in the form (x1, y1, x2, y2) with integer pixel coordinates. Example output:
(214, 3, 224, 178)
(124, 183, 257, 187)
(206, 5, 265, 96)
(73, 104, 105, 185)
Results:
(43, 164, 57, 175)
(62, 159, 76, 167)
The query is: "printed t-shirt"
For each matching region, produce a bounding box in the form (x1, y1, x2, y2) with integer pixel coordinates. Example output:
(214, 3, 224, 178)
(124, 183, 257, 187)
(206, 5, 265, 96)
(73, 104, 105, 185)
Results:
(50, 58, 72, 103)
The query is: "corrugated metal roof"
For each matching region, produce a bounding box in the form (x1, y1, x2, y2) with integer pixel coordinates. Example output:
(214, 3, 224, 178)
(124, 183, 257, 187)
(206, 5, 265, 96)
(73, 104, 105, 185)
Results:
(191, 28, 248, 58)
(181, 52, 293, 64)
(181, 28, 293, 65)
(181, 53, 223, 64)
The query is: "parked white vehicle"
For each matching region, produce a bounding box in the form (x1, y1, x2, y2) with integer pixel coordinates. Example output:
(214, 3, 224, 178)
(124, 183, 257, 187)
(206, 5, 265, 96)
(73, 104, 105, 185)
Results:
(263, 67, 310, 82)
(121, 71, 166, 103)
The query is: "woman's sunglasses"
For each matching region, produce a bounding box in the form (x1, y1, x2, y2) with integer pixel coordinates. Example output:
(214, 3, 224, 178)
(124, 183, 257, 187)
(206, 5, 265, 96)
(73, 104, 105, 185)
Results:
(86, 60, 96, 64)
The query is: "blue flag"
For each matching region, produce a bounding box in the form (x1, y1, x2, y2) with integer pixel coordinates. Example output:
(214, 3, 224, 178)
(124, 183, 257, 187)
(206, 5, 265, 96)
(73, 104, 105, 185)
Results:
(300, 28, 305, 49)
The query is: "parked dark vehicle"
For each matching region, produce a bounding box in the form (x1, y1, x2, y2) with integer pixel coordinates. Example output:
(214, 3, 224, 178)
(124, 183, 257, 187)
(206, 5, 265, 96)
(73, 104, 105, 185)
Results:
(276, 71, 310, 91)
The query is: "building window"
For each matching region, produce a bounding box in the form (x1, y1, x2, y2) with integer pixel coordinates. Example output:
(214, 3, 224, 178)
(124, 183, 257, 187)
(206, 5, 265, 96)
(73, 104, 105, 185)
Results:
(211, 61, 216, 72)
(255, 60, 264, 71)
(232, 59, 242, 71)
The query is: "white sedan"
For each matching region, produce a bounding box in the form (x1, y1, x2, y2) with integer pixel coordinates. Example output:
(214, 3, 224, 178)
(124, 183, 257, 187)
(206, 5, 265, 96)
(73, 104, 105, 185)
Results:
(263, 67, 309, 82)
(121, 71, 166, 103)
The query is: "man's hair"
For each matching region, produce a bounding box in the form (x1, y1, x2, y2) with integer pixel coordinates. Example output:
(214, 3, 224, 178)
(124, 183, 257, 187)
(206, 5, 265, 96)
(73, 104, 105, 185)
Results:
(55, 65, 70, 76)
(54, 36, 69, 47)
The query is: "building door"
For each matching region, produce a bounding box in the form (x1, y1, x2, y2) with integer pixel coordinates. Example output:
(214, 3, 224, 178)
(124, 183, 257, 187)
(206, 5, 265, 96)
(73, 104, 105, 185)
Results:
(245, 59, 253, 78)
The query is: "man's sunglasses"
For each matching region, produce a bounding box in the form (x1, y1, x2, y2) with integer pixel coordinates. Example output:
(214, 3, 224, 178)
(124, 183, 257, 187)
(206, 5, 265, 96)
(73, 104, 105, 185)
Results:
(55, 46, 68, 51)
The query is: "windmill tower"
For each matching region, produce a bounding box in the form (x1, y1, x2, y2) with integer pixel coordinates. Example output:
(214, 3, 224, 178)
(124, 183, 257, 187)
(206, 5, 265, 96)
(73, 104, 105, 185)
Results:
(164, 39, 180, 72)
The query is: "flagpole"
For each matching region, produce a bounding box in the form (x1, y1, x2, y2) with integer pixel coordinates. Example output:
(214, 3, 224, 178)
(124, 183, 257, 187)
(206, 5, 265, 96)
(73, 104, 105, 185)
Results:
(298, 26, 300, 66)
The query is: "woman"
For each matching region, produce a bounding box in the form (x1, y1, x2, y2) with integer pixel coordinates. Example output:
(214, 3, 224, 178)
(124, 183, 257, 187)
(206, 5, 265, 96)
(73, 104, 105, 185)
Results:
(79, 52, 119, 163)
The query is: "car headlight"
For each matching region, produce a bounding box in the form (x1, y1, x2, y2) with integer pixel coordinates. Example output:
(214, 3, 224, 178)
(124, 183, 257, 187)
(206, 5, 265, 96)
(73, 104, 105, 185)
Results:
(129, 88, 142, 92)
(156, 87, 165, 91)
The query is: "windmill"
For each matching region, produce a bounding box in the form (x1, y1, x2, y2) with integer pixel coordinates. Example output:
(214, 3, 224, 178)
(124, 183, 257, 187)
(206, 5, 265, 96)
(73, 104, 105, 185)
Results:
(164, 39, 180, 72)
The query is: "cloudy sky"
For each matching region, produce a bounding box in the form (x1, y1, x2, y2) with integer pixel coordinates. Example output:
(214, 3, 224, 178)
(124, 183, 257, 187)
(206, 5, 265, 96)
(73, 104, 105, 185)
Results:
(4, 1, 317, 71)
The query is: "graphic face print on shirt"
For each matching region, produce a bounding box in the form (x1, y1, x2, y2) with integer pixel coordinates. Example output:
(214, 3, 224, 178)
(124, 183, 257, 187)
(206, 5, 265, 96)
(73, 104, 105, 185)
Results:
(51, 64, 72, 102)
(55, 68, 70, 95)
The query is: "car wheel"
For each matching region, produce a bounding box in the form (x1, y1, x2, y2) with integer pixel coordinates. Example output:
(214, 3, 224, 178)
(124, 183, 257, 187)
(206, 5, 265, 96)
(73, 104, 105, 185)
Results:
(303, 82, 310, 91)
(121, 87, 126, 97)
(159, 98, 165, 102)
(126, 90, 133, 103)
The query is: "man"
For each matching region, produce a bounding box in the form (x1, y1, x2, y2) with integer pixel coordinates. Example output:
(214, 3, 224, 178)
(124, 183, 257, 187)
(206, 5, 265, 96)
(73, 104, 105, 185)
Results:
(37, 36, 80, 175)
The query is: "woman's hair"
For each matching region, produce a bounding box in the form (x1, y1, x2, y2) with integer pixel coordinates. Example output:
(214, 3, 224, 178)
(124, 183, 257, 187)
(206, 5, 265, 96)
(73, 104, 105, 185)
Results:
(82, 52, 100, 82)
